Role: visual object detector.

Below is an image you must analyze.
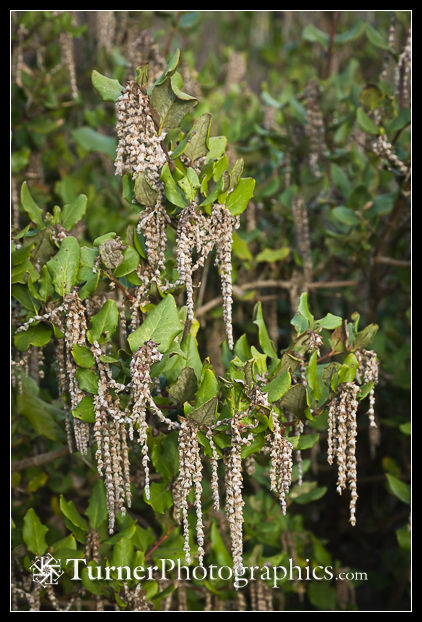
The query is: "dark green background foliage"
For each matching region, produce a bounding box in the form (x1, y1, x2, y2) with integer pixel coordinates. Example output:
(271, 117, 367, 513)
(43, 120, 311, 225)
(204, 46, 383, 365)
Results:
(11, 11, 410, 612)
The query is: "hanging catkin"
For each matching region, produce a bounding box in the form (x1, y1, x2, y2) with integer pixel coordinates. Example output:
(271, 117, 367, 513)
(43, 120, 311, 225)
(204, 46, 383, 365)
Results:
(326, 382, 360, 525)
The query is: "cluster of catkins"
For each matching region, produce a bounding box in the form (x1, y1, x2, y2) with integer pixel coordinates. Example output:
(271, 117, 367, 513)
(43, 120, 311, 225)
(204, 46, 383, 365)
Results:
(127, 30, 166, 87)
(174, 418, 206, 566)
(15, 289, 92, 455)
(326, 349, 379, 525)
(304, 78, 325, 177)
(96, 10, 116, 52)
(52, 11, 78, 100)
(174, 407, 262, 573)
(373, 135, 409, 178)
(114, 80, 171, 329)
(380, 13, 397, 82)
(355, 348, 380, 457)
(394, 27, 411, 106)
(115, 79, 240, 348)
(291, 196, 313, 284)
(327, 382, 360, 525)
(176, 202, 240, 349)
(128, 340, 179, 502)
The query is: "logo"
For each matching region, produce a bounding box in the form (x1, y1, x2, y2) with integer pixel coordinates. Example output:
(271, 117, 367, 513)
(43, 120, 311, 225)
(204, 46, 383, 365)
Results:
(30, 553, 64, 586)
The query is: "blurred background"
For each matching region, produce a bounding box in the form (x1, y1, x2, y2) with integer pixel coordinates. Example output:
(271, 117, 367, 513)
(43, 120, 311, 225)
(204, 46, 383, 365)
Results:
(11, 11, 411, 611)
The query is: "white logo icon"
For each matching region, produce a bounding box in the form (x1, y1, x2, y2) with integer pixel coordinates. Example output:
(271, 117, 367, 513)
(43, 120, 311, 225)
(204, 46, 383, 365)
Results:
(30, 553, 64, 586)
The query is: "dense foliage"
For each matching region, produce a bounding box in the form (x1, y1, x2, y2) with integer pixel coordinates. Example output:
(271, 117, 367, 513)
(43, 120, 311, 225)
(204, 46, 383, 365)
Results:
(11, 11, 410, 612)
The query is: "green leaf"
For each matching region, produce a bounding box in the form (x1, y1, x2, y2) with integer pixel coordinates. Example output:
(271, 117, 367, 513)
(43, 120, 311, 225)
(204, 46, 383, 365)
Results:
(291, 312, 309, 335)
(184, 112, 212, 162)
(161, 162, 189, 208)
(399, 422, 411, 436)
(150, 70, 197, 134)
(72, 344, 95, 368)
(253, 301, 277, 359)
(386, 474, 410, 505)
(128, 295, 183, 353)
(72, 396, 95, 423)
(386, 108, 411, 134)
(91, 69, 123, 102)
(14, 323, 52, 351)
(396, 524, 411, 551)
(307, 578, 337, 610)
(46, 236, 80, 297)
(337, 353, 359, 384)
(112, 537, 134, 569)
(360, 83, 384, 112)
(334, 21, 366, 44)
(186, 397, 218, 427)
(114, 247, 140, 277)
(87, 299, 119, 344)
(315, 313, 343, 330)
(297, 433, 320, 450)
(144, 482, 173, 514)
(302, 24, 329, 49)
(17, 378, 65, 441)
(353, 323, 378, 349)
(332, 206, 360, 227)
(151, 49, 180, 87)
(226, 178, 255, 216)
(179, 11, 201, 29)
(297, 292, 314, 325)
(168, 366, 198, 404)
(134, 172, 158, 207)
(232, 232, 253, 262)
(241, 434, 266, 459)
(357, 381, 374, 400)
(151, 432, 179, 481)
(276, 384, 307, 419)
(356, 107, 379, 135)
(196, 367, 218, 406)
(306, 351, 322, 402)
(366, 23, 395, 52)
(72, 127, 116, 158)
(76, 368, 98, 394)
(211, 521, 232, 567)
(256, 246, 290, 263)
(93, 232, 116, 247)
(59, 495, 88, 531)
(330, 163, 351, 196)
(23, 508, 48, 555)
(294, 485, 327, 504)
(263, 369, 291, 403)
(234, 334, 251, 362)
(20, 182, 44, 228)
(61, 194, 88, 231)
(86, 480, 108, 529)
(205, 136, 227, 163)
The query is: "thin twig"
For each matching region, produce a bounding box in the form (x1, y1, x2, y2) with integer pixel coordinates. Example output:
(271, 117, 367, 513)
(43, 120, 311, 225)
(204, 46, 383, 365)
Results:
(104, 271, 135, 302)
(164, 13, 182, 57)
(195, 279, 358, 318)
(145, 526, 176, 560)
(373, 256, 410, 267)
(12, 446, 70, 472)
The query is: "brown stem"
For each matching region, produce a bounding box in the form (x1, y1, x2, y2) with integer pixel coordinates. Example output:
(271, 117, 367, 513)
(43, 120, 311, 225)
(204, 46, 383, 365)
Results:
(373, 256, 410, 267)
(145, 526, 176, 560)
(104, 271, 135, 303)
(12, 446, 70, 472)
(325, 11, 339, 79)
(164, 13, 182, 57)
